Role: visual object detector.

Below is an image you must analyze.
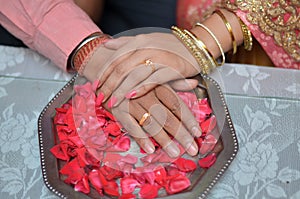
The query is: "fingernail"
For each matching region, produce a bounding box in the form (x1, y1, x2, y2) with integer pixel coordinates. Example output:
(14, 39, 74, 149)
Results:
(166, 143, 180, 158)
(192, 126, 202, 137)
(107, 96, 117, 108)
(187, 142, 198, 156)
(125, 90, 137, 99)
(144, 142, 155, 154)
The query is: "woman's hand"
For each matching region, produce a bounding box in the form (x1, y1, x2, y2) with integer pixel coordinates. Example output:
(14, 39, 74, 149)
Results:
(105, 81, 202, 158)
(83, 32, 200, 107)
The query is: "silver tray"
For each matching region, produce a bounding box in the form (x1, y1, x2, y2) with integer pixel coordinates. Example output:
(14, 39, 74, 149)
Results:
(38, 74, 238, 199)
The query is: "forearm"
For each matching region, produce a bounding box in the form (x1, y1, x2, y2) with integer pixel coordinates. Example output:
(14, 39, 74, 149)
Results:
(0, 0, 100, 70)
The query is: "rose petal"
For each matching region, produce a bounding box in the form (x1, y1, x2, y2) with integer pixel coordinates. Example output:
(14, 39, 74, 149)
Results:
(200, 115, 217, 134)
(166, 174, 191, 194)
(60, 158, 85, 184)
(166, 166, 186, 177)
(103, 181, 119, 196)
(119, 193, 137, 199)
(103, 153, 122, 163)
(105, 121, 122, 136)
(120, 154, 138, 165)
(198, 153, 217, 168)
(139, 183, 159, 199)
(107, 135, 130, 152)
(154, 166, 167, 186)
(121, 177, 140, 194)
(88, 170, 103, 195)
(74, 174, 90, 194)
(50, 144, 69, 161)
(173, 158, 197, 172)
(56, 125, 76, 141)
(199, 134, 218, 155)
(101, 165, 124, 180)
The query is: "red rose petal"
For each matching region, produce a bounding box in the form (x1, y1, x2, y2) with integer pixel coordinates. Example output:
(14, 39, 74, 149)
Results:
(139, 184, 159, 199)
(105, 122, 122, 136)
(166, 166, 186, 177)
(154, 166, 167, 186)
(50, 144, 69, 161)
(101, 165, 124, 180)
(107, 135, 130, 152)
(143, 171, 156, 185)
(199, 134, 218, 155)
(200, 115, 217, 134)
(103, 153, 122, 163)
(73, 95, 88, 113)
(60, 159, 85, 185)
(103, 181, 120, 197)
(88, 170, 103, 194)
(121, 177, 140, 194)
(56, 125, 76, 141)
(198, 153, 217, 168)
(166, 174, 191, 194)
(174, 158, 197, 172)
(120, 154, 138, 165)
(74, 174, 90, 194)
(119, 193, 136, 199)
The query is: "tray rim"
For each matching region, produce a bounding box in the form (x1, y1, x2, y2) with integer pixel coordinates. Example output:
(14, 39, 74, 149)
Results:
(37, 74, 238, 199)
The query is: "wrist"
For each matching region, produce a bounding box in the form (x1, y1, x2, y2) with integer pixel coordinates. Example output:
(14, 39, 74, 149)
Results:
(68, 32, 111, 74)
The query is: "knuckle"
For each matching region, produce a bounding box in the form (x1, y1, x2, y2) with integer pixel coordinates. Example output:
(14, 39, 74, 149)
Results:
(161, 116, 174, 130)
(114, 65, 124, 75)
(143, 121, 161, 137)
(170, 100, 181, 114)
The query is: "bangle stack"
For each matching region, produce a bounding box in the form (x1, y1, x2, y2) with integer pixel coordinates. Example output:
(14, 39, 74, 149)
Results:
(69, 32, 111, 75)
(214, 9, 237, 55)
(171, 26, 217, 74)
(194, 22, 225, 66)
(238, 18, 253, 51)
(173, 9, 253, 72)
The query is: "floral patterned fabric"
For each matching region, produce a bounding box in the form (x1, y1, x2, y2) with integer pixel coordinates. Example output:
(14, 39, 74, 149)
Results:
(1, 45, 300, 198)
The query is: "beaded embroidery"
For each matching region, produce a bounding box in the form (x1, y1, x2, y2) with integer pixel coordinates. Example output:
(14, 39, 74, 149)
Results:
(224, 0, 300, 61)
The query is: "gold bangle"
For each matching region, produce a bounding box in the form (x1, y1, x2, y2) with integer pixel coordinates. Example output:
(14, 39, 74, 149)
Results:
(69, 33, 111, 74)
(194, 22, 225, 66)
(214, 9, 237, 55)
(238, 18, 253, 51)
(183, 29, 216, 66)
(171, 26, 216, 74)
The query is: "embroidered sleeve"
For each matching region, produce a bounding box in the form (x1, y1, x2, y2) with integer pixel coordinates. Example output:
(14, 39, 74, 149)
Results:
(223, 0, 300, 66)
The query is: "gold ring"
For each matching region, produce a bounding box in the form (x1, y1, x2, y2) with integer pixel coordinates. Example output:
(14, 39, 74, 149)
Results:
(144, 59, 156, 72)
(139, 112, 151, 126)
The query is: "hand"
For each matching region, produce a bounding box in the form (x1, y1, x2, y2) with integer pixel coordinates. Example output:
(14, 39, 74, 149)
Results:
(84, 32, 200, 107)
(104, 80, 202, 158)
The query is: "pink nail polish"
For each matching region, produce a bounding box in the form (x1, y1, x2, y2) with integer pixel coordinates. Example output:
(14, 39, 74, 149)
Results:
(125, 90, 137, 99)
(108, 96, 117, 108)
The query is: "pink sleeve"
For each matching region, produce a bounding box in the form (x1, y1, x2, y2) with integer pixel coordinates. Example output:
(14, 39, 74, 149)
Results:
(0, 0, 101, 70)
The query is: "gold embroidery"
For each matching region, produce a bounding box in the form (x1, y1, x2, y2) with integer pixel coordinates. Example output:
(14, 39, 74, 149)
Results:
(223, 0, 300, 61)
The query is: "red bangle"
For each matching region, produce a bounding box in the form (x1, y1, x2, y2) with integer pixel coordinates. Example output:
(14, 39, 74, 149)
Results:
(70, 33, 111, 74)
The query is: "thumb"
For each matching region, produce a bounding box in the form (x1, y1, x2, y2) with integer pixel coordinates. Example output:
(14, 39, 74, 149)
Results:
(169, 79, 198, 91)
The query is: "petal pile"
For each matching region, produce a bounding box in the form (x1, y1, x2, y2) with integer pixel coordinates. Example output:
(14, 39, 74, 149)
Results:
(50, 81, 221, 198)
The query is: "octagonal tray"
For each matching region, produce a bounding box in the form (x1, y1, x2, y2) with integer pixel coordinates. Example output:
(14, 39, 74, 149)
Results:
(38, 74, 238, 199)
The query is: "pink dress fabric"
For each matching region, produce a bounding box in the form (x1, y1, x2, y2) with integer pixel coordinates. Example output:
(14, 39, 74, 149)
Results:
(176, 0, 300, 69)
(0, 0, 100, 70)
